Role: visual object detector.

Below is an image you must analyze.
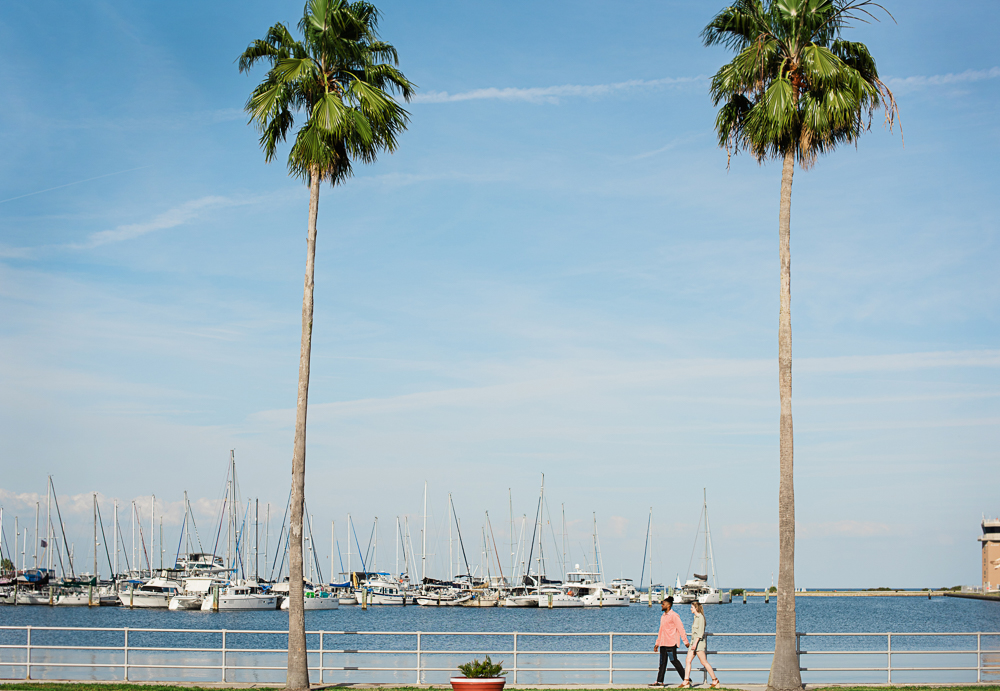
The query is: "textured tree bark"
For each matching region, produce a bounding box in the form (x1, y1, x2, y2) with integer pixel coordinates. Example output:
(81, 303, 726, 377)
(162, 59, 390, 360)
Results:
(768, 149, 802, 691)
(286, 164, 321, 691)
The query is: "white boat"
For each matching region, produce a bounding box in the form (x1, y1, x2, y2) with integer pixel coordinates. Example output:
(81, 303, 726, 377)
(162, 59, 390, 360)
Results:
(55, 589, 91, 606)
(611, 578, 639, 602)
(204, 580, 277, 610)
(673, 574, 732, 604)
(676, 490, 731, 605)
(168, 575, 220, 610)
(535, 585, 584, 608)
(274, 581, 340, 610)
(502, 588, 539, 607)
(563, 568, 629, 607)
(355, 574, 412, 605)
(415, 588, 472, 606)
(118, 574, 185, 608)
(638, 584, 668, 604)
(174, 552, 229, 575)
(15, 589, 52, 605)
(168, 594, 203, 610)
(459, 589, 499, 607)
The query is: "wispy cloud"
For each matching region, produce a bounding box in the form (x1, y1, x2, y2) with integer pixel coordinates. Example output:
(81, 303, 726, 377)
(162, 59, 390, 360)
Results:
(0, 166, 152, 206)
(66, 196, 243, 250)
(886, 66, 1000, 92)
(413, 76, 705, 105)
(798, 349, 1000, 374)
(414, 67, 999, 106)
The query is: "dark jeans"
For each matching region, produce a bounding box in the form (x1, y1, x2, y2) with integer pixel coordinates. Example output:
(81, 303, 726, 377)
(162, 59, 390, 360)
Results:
(656, 646, 684, 682)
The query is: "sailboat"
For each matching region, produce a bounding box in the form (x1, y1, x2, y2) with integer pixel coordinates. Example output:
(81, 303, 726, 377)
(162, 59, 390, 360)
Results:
(674, 490, 731, 605)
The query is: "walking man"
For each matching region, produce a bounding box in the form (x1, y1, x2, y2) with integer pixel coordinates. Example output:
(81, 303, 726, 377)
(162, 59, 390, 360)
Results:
(651, 596, 689, 686)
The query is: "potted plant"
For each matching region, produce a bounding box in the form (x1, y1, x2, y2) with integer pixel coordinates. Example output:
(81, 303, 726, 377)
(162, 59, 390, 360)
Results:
(450, 655, 507, 691)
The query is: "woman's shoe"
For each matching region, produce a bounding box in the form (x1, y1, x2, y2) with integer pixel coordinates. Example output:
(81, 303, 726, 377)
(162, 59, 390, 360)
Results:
(679, 681, 692, 689)
(710, 679, 721, 689)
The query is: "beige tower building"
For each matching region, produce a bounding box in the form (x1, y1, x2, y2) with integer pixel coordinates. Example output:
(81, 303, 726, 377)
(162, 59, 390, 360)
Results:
(981, 518, 1000, 592)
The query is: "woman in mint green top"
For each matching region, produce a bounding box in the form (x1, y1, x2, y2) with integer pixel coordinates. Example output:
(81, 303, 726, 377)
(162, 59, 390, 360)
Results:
(680, 601, 720, 688)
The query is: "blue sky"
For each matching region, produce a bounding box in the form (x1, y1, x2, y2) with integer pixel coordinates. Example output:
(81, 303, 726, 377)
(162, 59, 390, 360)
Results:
(0, 0, 998, 589)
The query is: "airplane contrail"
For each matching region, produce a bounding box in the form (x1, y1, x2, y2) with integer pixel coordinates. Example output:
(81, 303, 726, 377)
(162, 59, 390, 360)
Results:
(0, 165, 152, 205)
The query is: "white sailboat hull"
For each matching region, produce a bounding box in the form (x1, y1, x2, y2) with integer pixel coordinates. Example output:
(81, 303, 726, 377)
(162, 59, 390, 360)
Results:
(55, 591, 92, 606)
(169, 595, 203, 610)
(216, 594, 277, 610)
(503, 595, 538, 607)
(280, 594, 339, 610)
(118, 591, 171, 608)
(536, 592, 584, 608)
(16, 591, 52, 605)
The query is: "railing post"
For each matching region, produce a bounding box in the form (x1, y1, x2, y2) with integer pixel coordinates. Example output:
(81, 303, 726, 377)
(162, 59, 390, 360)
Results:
(124, 627, 129, 682)
(795, 631, 801, 677)
(887, 633, 892, 685)
(320, 631, 325, 685)
(25, 626, 31, 681)
(978, 632, 982, 684)
(513, 632, 518, 686)
(416, 631, 421, 685)
(609, 632, 614, 684)
(222, 629, 227, 683)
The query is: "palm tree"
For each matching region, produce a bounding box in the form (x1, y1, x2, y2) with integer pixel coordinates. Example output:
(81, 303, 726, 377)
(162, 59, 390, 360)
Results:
(238, 1, 413, 687)
(701, 2, 897, 689)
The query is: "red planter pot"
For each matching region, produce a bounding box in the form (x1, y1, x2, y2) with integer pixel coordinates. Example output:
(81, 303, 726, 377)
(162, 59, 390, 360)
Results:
(450, 677, 507, 691)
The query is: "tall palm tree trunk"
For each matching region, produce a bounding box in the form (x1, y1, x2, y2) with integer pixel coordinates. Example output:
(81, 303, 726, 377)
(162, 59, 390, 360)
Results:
(768, 149, 802, 691)
(286, 164, 321, 690)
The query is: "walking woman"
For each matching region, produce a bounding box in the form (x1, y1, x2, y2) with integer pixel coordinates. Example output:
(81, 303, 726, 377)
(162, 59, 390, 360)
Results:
(680, 601, 720, 688)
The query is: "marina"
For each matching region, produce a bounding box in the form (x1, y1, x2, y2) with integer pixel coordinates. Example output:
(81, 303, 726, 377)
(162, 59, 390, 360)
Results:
(1, 467, 743, 616)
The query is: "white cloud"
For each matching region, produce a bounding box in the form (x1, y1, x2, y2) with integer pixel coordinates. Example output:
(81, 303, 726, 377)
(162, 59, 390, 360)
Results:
(412, 66, 1000, 106)
(67, 195, 243, 250)
(413, 76, 705, 105)
(798, 349, 1000, 374)
(886, 66, 1000, 92)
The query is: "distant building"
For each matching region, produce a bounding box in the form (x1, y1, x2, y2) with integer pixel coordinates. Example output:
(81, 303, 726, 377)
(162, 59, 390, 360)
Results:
(981, 518, 1000, 592)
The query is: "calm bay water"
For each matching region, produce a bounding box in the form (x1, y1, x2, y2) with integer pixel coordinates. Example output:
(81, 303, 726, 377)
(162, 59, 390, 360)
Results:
(2, 597, 998, 685)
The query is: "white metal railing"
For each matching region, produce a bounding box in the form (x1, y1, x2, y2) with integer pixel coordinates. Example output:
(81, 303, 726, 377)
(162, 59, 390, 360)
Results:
(1, 626, 998, 685)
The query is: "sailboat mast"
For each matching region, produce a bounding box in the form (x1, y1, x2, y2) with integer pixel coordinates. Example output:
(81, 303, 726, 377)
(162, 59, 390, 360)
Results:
(509, 489, 514, 580)
(448, 493, 453, 581)
(537, 474, 544, 583)
(703, 488, 708, 581)
(649, 510, 653, 594)
(705, 489, 718, 588)
(130, 501, 136, 575)
(347, 514, 353, 579)
(561, 504, 566, 575)
(395, 517, 399, 579)
(150, 495, 155, 576)
(93, 494, 98, 580)
(45, 480, 51, 572)
(592, 512, 597, 574)
(33, 501, 38, 569)
(421, 481, 427, 582)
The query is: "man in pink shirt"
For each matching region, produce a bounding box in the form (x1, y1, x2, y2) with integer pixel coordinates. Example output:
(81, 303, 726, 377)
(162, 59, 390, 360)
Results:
(651, 596, 689, 686)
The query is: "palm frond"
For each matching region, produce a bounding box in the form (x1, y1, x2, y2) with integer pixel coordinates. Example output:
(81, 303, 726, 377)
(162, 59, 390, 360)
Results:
(239, 0, 413, 186)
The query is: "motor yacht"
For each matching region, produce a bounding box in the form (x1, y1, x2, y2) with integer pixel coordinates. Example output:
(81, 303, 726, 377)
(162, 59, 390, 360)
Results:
(118, 573, 185, 608)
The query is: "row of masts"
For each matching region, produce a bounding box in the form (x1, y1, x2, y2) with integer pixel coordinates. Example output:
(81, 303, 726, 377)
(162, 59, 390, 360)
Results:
(2, 463, 717, 589)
